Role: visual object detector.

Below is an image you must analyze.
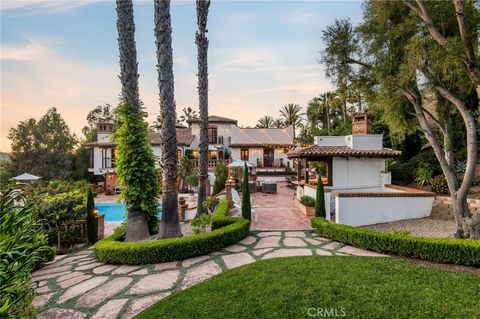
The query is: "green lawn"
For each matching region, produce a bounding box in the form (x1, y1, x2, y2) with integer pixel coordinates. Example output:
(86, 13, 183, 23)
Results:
(137, 256, 480, 319)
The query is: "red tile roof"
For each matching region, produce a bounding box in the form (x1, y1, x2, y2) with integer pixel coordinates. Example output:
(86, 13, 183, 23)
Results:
(287, 145, 401, 158)
(187, 115, 238, 125)
(84, 128, 195, 147)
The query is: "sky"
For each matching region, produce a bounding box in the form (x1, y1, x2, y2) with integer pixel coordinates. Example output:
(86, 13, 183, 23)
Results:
(0, 0, 364, 152)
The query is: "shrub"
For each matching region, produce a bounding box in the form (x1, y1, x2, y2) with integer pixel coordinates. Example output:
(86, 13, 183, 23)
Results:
(299, 195, 316, 207)
(315, 176, 326, 218)
(95, 199, 250, 265)
(86, 189, 97, 244)
(415, 164, 433, 187)
(213, 160, 228, 195)
(241, 163, 251, 220)
(190, 214, 212, 234)
(431, 175, 449, 195)
(202, 196, 219, 214)
(0, 185, 54, 318)
(311, 218, 480, 266)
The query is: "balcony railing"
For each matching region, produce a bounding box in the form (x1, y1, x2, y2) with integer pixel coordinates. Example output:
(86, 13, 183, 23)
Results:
(192, 158, 231, 168)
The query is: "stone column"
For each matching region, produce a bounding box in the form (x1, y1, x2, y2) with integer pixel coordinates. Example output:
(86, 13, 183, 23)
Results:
(225, 174, 235, 206)
(178, 204, 188, 222)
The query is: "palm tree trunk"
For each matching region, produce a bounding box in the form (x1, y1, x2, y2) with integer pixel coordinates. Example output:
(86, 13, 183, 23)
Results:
(196, 0, 211, 217)
(116, 0, 140, 109)
(154, 0, 182, 239)
(116, 0, 150, 241)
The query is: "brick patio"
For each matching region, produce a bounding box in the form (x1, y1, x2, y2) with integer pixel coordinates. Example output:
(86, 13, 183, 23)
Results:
(250, 182, 311, 230)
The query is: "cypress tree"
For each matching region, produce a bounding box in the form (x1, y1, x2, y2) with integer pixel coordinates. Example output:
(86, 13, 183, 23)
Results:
(315, 175, 326, 218)
(241, 163, 251, 220)
(86, 188, 98, 243)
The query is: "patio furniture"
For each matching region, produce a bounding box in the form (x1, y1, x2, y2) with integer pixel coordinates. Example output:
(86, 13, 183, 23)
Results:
(248, 181, 257, 193)
(231, 189, 258, 223)
(262, 182, 277, 194)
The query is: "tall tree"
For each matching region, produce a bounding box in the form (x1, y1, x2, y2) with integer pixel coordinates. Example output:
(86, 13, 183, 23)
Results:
(81, 104, 115, 141)
(154, 0, 182, 238)
(115, 0, 159, 241)
(321, 1, 480, 238)
(178, 107, 198, 125)
(8, 108, 77, 180)
(196, 0, 211, 217)
(256, 115, 275, 128)
(279, 103, 303, 140)
(272, 118, 285, 128)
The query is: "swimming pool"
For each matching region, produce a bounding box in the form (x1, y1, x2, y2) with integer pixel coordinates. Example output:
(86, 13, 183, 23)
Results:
(95, 203, 162, 222)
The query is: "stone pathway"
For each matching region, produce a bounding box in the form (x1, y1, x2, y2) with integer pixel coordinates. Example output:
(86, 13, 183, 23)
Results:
(32, 230, 386, 319)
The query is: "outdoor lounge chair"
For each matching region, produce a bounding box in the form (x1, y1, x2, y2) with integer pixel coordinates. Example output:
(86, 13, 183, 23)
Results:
(231, 189, 258, 223)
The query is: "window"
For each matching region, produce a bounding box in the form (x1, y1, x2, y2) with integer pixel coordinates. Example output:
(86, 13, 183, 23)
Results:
(217, 135, 224, 145)
(208, 127, 217, 144)
(101, 148, 115, 168)
(240, 148, 249, 161)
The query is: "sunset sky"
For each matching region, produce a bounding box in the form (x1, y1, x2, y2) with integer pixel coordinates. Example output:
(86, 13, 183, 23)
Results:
(0, 0, 363, 152)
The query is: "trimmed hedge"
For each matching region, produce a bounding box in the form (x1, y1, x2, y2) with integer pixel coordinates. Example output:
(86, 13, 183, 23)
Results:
(311, 217, 480, 267)
(95, 200, 250, 265)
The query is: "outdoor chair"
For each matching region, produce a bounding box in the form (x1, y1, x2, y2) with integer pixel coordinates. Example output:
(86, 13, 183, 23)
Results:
(231, 189, 258, 223)
(262, 182, 277, 194)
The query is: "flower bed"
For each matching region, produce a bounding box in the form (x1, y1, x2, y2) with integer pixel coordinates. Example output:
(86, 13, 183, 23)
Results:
(95, 200, 250, 265)
(311, 217, 480, 267)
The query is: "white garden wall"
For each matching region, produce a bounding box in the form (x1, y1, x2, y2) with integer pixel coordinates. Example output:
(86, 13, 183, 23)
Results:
(335, 195, 434, 226)
(332, 157, 386, 189)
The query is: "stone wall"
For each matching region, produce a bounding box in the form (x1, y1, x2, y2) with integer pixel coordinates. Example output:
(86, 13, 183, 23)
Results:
(430, 196, 480, 220)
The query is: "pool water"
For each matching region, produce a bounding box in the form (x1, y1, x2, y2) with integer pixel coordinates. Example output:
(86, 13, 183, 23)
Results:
(95, 203, 162, 222)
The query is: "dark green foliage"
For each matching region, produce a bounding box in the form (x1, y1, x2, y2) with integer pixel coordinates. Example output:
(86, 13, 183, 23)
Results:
(138, 256, 480, 319)
(184, 149, 194, 159)
(1, 184, 54, 318)
(415, 164, 433, 187)
(315, 176, 326, 217)
(202, 196, 219, 214)
(299, 195, 315, 207)
(86, 189, 97, 244)
(213, 160, 228, 195)
(8, 107, 77, 180)
(95, 199, 250, 265)
(431, 175, 449, 195)
(311, 218, 480, 266)
(113, 102, 160, 234)
(190, 214, 212, 234)
(241, 163, 251, 220)
(0, 160, 13, 188)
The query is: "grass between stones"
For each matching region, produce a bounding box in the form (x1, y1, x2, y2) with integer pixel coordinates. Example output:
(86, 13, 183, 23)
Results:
(137, 256, 480, 319)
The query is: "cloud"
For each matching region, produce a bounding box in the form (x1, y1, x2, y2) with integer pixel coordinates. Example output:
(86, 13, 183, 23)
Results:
(0, 37, 58, 61)
(0, 0, 95, 16)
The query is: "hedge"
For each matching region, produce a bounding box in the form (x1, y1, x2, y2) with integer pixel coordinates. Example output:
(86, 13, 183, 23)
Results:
(95, 200, 250, 265)
(311, 217, 480, 267)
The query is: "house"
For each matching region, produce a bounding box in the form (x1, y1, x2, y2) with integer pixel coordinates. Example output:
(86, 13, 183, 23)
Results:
(288, 112, 435, 226)
(229, 125, 295, 169)
(186, 115, 238, 167)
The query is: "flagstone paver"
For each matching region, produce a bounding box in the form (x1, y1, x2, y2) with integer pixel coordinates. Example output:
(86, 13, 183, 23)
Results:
(129, 271, 180, 294)
(34, 230, 388, 318)
(255, 236, 281, 249)
(283, 237, 308, 247)
(58, 276, 109, 304)
(153, 261, 178, 271)
(224, 244, 247, 252)
(59, 274, 92, 289)
(77, 277, 133, 308)
(122, 293, 170, 319)
(182, 261, 222, 289)
(222, 253, 256, 269)
(38, 307, 87, 319)
(91, 298, 129, 319)
(182, 255, 210, 267)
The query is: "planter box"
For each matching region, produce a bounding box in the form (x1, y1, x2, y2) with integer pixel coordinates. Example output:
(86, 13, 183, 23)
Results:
(294, 199, 315, 217)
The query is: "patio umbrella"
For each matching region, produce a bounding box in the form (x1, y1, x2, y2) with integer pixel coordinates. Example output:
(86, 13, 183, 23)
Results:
(13, 173, 41, 182)
(227, 160, 254, 168)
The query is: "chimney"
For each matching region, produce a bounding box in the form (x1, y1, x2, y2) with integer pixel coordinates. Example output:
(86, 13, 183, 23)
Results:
(352, 111, 371, 135)
(97, 122, 114, 133)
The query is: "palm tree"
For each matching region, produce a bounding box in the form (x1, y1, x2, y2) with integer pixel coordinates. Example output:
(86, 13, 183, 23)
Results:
(115, 0, 157, 241)
(196, 0, 211, 217)
(154, 0, 182, 239)
(319, 92, 338, 135)
(256, 115, 274, 128)
(279, 103, 303, 140)
(273, 118, 285, 128)
(178, 107, 198, 125)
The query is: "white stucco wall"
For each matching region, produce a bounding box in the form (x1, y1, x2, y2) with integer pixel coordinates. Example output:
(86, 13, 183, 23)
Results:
(332, 157, 386, 189)
(189, 122, 233, 150)
(335, 195, 434, 226)
(231, 147, 292, 167)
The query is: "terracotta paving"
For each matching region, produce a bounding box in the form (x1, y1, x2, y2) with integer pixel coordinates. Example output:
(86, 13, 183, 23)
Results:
(250, 182, 311, 230)
(32, 231, 388, 319)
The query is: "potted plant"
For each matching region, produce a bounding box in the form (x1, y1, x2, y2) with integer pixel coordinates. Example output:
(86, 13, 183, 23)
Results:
(296, 195, 316, 217)
(178, 196, 187, 206)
